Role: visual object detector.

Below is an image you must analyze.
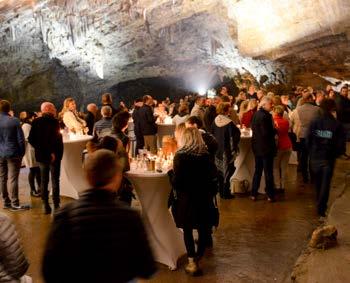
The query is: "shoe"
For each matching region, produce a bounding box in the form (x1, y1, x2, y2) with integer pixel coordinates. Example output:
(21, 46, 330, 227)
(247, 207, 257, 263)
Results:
(251, 196, 257, 201)
(185, 258, 203, 276)
(30, 190, 40, 197)
(3, 203, 12, 209)
(43, 204, 52, 215)
(10, 204, 30, 211)
(267, 197, 276, 203)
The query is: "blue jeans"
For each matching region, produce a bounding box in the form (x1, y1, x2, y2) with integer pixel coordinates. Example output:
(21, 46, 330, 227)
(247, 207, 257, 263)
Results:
(310, 159, 335, 216)
(39, 160, 61, 206)
(0, 157, 22, 206)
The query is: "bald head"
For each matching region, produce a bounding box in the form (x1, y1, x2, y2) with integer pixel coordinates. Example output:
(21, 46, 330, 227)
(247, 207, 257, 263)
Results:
(41, 102, 57, 116)
(87, 103, 98, 114)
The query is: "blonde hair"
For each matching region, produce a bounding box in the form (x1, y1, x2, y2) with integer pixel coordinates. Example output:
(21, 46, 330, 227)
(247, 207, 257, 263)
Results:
(175, 123, 186, 144)
(266, 92, 275, 98)
(272, 95, 282, 106)
(239, 100, 249, 115)
(59, 98, 75, 119)
(273, 105, 285, 117)
(177, 127, 205, 149)
(247, 99, 258, 111)
(217, 102, 231, 115)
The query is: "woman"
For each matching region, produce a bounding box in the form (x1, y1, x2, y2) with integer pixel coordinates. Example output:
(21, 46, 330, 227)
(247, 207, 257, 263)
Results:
(235, 91, 247, 113)
(273, 106, 292, 192)
(20, 111, 40, 197)
(211, 102, 241, 199)
(240, 99, 258, 128)
(112, 110, 131, 153)
(172, 103, 190, 127)
(171, 128, 217, 276)
(238, 100, 249, 121)
(60, 98, 87, 134)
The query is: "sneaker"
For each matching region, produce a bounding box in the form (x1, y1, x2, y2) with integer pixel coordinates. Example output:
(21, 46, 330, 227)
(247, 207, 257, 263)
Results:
(3, 203, 12, 209)
(185, 258, 203, 276)
(30, 191, 41, 197)
(10, 204, 30, 211)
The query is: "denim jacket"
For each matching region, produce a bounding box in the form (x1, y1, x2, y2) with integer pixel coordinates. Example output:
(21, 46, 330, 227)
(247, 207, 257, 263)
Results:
(0, 113, 25, 158)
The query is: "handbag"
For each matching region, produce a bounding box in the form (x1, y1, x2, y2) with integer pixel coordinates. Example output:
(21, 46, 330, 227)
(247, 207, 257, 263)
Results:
(288, 131, 299, 151)
(231, 178, 249, 194)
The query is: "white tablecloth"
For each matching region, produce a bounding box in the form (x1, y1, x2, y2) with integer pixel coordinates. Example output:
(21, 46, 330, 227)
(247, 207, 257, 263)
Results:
(157, 124, 176, 148)
(60, 135, 93, 199)
(231, 135, 265, 193)
(126, 170, 186, 270)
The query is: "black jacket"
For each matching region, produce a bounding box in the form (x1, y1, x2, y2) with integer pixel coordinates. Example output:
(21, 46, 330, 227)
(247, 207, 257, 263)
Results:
(132, 106, 142, 138)
(42, 189, 156, 283)
(307, 113, 346, 160)
(251, 108, 276, 157)
(85, 111, 96, 136)
(335, 95, 350, 123)
(28, 114, 63, 163)
(172, 151, 217, 229)
(204, 105, 217, 132)
(138, 105, 157, 135)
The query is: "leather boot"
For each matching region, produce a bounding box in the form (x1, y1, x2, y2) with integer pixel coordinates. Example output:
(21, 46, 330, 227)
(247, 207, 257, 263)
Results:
(43, 202, 52, 215)
(185, 257, 202, 276)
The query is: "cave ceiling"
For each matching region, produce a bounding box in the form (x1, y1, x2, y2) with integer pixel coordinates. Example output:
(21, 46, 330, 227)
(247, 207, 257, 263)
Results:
(0, 0, 350, 95)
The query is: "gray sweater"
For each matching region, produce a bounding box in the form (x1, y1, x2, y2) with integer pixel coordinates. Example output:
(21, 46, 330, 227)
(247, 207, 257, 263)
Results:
(0, 213, 29, 283)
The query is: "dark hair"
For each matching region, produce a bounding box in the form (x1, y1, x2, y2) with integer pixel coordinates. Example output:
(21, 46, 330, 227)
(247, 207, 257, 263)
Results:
(113, 111, 131, 132)
(186, 116, 203, 129)
(341, 85, 348, 91)
(99, 136, 119, 153)
(102, 93, 113, 104)
(320, 99, 336, 115)
(135, 98, 143, 103)
(143, 95, 151, 103)
(84, 149, 120, 188)
(0, 100, 11, 113)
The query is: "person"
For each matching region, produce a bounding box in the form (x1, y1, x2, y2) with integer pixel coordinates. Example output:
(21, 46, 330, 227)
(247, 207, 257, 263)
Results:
(203, 96, 221, 132)
(190, 96, 205, 123)
(235, 91, 247, 112)
(42, 149, 156, 283)
(138, 95, 157, 154)
(250, 96, 276, 202)
(132, 98, 144, 153)
(335, 85, 350, 142)
(85, 103, 99, 135)
(315, 90, 325, 106)
(29, 102, 63, 214)
(0, 212, 31, 282)
(273, 106, 292, 193)
(60, 98, 87, 134)
(171, 128, 217, 276)
(290, 92, 321, 183)
(247, 85, 258, 100)
(0, 100, 26, 211)
(307, 99, 346, 220)
(101, 93, 118, 116)
(185, 116, 218, 163)
(20, 111, 41, 197)
(172, 103, 190, 127)
(112, 110, 131, 152)
(211, 102, 241, 199)
(219, 86, 229, 97)
(240, 99, 258, 128)
(222, 96, 240, 125)
(93, 106, 113, 140)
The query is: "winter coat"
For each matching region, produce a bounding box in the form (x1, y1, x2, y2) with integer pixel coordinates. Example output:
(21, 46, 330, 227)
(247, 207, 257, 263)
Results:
(211, 115, 241, 176)
(138, 105, 157, 135)
(21, 123, 37, 168)
(28, 114, 63, 164)
(273, 116, 292, 151)
(291, 103, 321, 139)
(62, 111, 86, 133)
(171, 151, 217, 229)
(251, 108, 276, 157)
(42, 188, 156, 283)
(0, 213, 29, 283)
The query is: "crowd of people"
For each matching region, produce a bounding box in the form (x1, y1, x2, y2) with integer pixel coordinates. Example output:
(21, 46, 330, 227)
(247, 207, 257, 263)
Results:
(0, 82, 349, 280)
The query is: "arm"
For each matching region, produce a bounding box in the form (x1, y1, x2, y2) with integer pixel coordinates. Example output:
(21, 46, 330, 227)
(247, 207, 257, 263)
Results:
(16, 122, 25, 157)
(145, 107, 156, 124)
(0, 214, 29, 280)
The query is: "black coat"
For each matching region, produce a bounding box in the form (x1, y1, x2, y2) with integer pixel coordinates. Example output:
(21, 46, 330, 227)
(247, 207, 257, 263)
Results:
(138, 105, 157, 135)
(28, 114, 63, 163)
(84, 111, 95, 136)
(251, 108, 277, 157)
(307, 113, 346, 160)
(171, 151, 217, 229)
(132, 106, 142, 138)
(335, 95, 350, 123)
(42, 189, 156, 283)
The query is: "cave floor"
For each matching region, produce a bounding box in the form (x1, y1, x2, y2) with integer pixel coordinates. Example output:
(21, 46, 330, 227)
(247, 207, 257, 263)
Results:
(4, 157, 349, 283)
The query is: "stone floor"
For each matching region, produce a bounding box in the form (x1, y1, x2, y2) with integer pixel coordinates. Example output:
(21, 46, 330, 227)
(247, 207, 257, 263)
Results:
(2, 158, 349, 283)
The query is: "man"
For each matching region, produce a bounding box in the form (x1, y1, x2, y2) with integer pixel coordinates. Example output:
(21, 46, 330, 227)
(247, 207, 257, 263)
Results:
(307, 99, 346, 220)
(29, 102, 63, 214)
(138, 95, 157, 154)
(42, 149, 156, 283)
(190, 96, 205, 123)
(335, 85, 350, 142)
(101, 93, 118, 117)
(0, 100, 26, 211)
(132, 98, 144, 153)
(219, 86, 229, 97)
(247, 85, 258, 100)
(93, 106, 113, 140)
(290, 92, 321, 183)
(85, 103, 98, 135)
(315, 90, 326, 106)
(251, 97, 276, 202)
(203, 96, 221, 132)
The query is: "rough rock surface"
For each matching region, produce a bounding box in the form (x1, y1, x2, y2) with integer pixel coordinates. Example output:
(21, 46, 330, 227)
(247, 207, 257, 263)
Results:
(309, 225, 338, 249)
(0, 0, 349, 110)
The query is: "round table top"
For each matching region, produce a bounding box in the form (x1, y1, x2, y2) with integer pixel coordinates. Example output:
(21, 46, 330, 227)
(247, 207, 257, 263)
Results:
(126, 170, 168, 178)
(63, 135, 93, 144)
